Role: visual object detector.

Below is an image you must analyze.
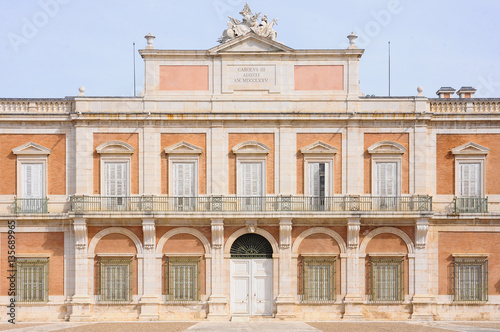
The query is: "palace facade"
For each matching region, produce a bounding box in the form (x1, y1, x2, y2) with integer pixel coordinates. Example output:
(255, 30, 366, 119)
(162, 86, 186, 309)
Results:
(2, 13, 500, 322)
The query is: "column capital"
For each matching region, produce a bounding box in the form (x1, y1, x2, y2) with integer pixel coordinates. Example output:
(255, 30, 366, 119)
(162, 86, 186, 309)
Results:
(279, 218, 292, 250)
(415, 219, 429, 249)
(211, 219, 224, 250)
(347, 219, 361, 249)
(73, 218, 87, 250)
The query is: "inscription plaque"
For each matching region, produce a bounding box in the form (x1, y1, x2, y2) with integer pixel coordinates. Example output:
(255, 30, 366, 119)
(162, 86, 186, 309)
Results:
(224, 65, 277, 92)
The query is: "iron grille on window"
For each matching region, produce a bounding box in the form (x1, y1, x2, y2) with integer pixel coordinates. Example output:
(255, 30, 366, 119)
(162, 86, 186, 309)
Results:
(369, 258, 404, 303)
(301, 258, 336, 303)
(454, 257, 488, 303)
(16, 258, 49, 302)
(98, 258, 132, 303)
(166, 258, 200, 302)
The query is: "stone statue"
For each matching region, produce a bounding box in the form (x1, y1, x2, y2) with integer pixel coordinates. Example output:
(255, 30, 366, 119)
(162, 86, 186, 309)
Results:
(218, 3, 278, 43)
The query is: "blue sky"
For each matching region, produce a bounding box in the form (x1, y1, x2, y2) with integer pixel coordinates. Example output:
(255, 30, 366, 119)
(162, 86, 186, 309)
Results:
(1, 0, 499, 98)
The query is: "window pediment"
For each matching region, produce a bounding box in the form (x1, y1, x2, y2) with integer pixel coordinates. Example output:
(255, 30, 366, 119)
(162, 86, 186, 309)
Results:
(300, 141, 338, 155)
(232, 141, 270, 155)
(12, 142, 52, 156)
(164, 141, 203, 155)
(368, 141, 406, 154)
(96, 141, 135, 154)
(452, 142, 490, 155)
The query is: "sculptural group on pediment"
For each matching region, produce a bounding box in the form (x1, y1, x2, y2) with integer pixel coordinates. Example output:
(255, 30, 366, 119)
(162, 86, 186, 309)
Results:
(218, 3, 278, 43)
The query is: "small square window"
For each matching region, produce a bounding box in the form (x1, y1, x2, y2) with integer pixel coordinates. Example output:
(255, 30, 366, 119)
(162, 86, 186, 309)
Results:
(16, 258, 49, 302)
(369, 258, 404, 302)
(454, 257, 488, 303)
(98, 258, 132, 303)
(166, 258, 200, 302)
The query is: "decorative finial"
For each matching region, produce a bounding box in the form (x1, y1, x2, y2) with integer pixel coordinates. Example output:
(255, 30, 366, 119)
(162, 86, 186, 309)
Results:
(417, 86, 424, 97)
(347, 32, 358, 49)
(78, 86, 85, 96)
(145, 33, 155, 49)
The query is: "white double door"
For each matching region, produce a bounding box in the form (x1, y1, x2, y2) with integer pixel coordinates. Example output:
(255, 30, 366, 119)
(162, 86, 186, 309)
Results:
(230, 259, 273, 316)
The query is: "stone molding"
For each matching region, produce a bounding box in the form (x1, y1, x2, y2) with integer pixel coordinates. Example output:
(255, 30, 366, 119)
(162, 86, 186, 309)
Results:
(224, 227, 279, 255)
(291, 227, 347, 254)
(367, 141, 406, 154)
(164, 141, 203, 155)
(12, 141, 52, 155)
(232, 140, 270, 155)
(359, 227, 414, 254)
(88, 227, 143, 256)
(96, 140, 135, 154)
(156, 227, 211, 255)
(73, 219, 87, 250)
(142, 219, 156, 250)
(300, 141, 338, 155)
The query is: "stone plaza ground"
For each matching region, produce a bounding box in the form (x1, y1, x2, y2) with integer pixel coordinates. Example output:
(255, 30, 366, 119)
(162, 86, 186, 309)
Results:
(2, 321, 500, 332)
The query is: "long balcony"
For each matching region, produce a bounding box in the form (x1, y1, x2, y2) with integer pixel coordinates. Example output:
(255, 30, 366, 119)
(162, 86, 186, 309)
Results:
(453, 197, 488, 213)
(70, 195, 432, 213)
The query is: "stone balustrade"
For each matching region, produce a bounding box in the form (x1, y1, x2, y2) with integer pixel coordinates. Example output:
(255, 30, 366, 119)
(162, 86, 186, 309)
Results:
(0, 99, 73, 114)
(430, 99, 500, 113)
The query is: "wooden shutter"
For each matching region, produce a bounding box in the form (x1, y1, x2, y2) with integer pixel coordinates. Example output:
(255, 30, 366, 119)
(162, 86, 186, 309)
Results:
(241, 163, 262, 196)
(460, 163, 480, 197)
(309, 163, 320, 197)
(377, 162, 397, 196)
(173, 163, 195, 196)
(22, 163, 43, 198)
(105, 163, 127, 196)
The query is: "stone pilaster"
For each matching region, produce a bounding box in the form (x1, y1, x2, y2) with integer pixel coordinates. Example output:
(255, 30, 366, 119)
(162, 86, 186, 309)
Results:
(139, 218, 159, 321)
(208, 219, 228, 320)
(276, 218, 295, 319)
(343, 218, 364, 320)
(412, 218, 434, 321)
(69, 218, 91, 322)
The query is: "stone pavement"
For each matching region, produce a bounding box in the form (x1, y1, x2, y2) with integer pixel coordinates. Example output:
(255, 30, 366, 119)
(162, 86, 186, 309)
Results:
(2, 321, 500, 332)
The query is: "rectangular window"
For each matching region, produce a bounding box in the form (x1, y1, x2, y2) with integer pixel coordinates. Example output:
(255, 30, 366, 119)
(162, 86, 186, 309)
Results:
(20, 163, 46, 213)
(302, 258, 336, 302)
(240, 162, 263, 210)
(173, 162, 196, 211)
(309, 163, 328, 210)
(166, 258, 200, 302)
(376, 162, 397, 196)
(370, 258, 404, 302)
(105, 162, 128, 210)
(459, 163, 481, 197)
(16, 258, 49, 302)
(454, 257, 488, 303)
(99, 258, 132, 302)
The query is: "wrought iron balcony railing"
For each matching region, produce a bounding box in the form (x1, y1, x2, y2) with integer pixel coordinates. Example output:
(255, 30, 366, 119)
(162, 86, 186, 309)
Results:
(70, 195, 432, 213)
(453, 197, 488, 213)
(14, 198, 49, 214)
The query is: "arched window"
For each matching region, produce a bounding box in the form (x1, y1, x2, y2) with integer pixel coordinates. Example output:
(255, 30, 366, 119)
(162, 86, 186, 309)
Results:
(230, 233, 273, 259)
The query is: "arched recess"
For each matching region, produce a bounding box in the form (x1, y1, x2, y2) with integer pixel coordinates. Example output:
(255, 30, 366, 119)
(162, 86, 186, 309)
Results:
(359, 227, 414, 254)
(156, 227, 211, 255)
(291, 227, 347, 254)
(224, 228, 279, 255)
(88, 227, 143, 255)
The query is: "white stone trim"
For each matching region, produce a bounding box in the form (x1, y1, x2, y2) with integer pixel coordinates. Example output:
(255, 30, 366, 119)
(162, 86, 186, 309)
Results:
(156, 227, 211, 255)
(96, 140, 135, 154)
(359, 227, 414, 254)
(232, 141, 270, 155)
(451, 142, 490, 155)
(12, 142, 52, 155)
(164, 141, 203, 155)
(300, 141, 338, 155)
(452, 253, 489, 258)
(291, 227, 347, 254)
(367, 141, 406, 155)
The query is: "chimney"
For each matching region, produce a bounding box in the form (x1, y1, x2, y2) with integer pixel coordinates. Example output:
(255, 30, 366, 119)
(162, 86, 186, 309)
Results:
(457, 86, 477, 99)
(436, 87, 456, 99)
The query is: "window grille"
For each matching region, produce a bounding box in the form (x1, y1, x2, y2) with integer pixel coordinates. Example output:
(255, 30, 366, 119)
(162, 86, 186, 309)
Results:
(166, 258, 200, 302)
(454, 257, 488, 303)
(369, 258, 404, 303)
(301, 258, 336, 303)
(16, 258, 49, 303)
(98, 258, 132, 303)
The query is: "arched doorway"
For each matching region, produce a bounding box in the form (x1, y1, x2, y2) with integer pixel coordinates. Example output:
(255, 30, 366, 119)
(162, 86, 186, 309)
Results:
(230, 233, 273, 316)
